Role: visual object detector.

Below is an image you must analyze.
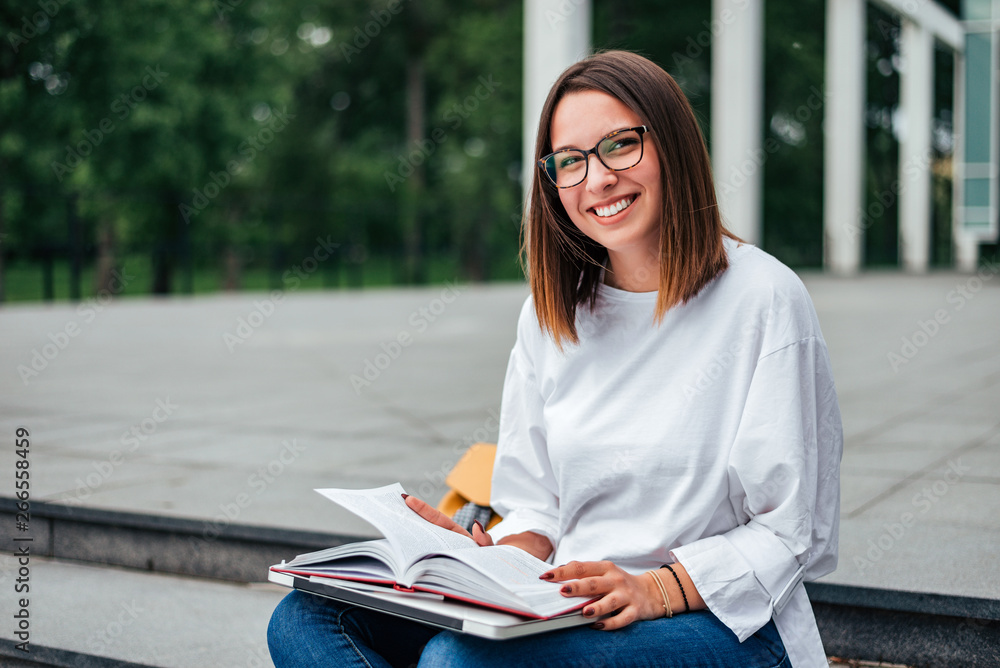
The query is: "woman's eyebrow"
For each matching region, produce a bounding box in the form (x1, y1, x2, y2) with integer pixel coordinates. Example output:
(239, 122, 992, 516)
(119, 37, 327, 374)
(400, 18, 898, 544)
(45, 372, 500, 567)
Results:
(552, 126, 631, 152)
(551, 139, 580, 152)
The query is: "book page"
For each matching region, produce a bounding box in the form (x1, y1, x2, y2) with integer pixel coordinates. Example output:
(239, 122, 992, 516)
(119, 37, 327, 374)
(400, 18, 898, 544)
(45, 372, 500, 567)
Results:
(316, 483, 476, 568)
(408, 546, 592, 617)
(284, 538, 395, 567)
(432, 545, 585, 597)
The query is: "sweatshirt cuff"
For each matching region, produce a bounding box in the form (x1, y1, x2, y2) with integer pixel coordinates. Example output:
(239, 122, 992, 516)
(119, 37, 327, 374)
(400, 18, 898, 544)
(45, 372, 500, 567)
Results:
(724, 522, 802, 600)
(486, 510, 559, 548)
(670, 523, 799, 641)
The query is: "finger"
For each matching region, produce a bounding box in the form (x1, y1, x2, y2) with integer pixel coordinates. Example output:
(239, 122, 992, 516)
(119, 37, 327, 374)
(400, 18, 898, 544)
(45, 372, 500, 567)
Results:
(593, 606, 638, 631)
(471, 520, 494, 547)
(402, 495, 471, 538)
(560, 573, 621, 600)
(579, 593, 639, 631)
(558, 577, 607, 598)
(541, 560, 612, 583)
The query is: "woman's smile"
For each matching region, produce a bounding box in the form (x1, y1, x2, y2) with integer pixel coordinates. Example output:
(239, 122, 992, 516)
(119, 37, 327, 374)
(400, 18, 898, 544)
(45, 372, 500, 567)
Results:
(589, 194, 638, 223)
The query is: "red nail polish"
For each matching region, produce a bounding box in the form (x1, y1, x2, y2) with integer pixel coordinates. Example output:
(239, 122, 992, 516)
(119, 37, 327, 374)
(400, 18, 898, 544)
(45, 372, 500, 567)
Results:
(401, 493, 409, 500)
(583, 607, 594, 617)
(539, 572, 553, 580)
(560, 585, 571, 594)
(593, 622, 604, 630)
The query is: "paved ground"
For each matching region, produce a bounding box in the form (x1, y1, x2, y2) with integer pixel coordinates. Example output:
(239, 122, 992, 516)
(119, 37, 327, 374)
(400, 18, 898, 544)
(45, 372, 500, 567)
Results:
(1, 556, 281, 667)
(0, 270, 998, 604)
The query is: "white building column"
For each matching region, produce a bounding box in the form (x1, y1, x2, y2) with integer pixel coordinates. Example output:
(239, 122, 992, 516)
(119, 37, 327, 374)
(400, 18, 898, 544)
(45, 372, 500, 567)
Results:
(523, 0, 591, 192)
(898, 19, 935, 272)
(952, 46, 979, 271)
(711, 0, 764, 244)
(824, 0, 866, 274)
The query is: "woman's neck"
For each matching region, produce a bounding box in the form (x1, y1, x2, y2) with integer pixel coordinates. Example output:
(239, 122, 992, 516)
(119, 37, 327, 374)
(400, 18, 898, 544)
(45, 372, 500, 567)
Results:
(604, 248, 660, 292)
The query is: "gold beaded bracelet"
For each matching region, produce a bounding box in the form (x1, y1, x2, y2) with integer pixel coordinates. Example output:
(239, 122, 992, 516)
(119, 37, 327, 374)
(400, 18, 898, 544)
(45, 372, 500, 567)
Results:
(645, 570, 672, 618)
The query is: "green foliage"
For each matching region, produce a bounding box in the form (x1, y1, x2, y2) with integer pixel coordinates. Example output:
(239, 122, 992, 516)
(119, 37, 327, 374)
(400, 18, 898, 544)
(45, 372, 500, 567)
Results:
(0, 0, 960, 302)
(1, 0, 527, 298)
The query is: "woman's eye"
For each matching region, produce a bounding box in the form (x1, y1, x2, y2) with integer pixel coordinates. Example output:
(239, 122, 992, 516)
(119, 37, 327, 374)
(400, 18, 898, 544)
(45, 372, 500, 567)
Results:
(559, 155, 582, 169)
(606, 138, 638, 153)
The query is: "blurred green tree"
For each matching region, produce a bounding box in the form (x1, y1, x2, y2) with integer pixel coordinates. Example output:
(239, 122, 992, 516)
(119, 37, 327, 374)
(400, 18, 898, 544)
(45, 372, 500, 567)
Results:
(0, 0, 962, 302)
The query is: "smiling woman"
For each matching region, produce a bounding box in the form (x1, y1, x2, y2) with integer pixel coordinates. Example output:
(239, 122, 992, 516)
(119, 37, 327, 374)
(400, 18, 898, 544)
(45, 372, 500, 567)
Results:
(267, 50, 842, 668)
(526, 51, 738, 332)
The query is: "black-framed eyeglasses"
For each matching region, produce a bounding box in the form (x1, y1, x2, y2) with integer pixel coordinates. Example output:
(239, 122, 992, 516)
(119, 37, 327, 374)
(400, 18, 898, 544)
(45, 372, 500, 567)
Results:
(537, 126, 650, 189)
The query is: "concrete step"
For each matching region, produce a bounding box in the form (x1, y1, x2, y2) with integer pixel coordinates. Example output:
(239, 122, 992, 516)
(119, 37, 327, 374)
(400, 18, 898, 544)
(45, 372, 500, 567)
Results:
(0, 556, 285, 668)
(0, 496, 363, 584)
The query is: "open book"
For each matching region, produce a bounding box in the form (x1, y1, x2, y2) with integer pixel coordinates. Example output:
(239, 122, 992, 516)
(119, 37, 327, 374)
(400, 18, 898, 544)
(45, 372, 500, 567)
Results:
(269, 483, 591, 619)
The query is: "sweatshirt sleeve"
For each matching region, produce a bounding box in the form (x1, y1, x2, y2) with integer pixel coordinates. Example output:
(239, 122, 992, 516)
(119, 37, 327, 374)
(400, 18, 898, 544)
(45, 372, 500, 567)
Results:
(671, 335, 843, 641)
(487, 307, 561, 547)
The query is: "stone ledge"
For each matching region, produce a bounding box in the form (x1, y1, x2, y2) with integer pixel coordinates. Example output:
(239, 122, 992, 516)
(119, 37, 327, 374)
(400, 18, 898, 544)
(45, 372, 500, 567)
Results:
(812, 601, 1000, 668)
(0, 497, 363, 583)
(805, 582, 1000, 622)
(0, 639, 156, 668)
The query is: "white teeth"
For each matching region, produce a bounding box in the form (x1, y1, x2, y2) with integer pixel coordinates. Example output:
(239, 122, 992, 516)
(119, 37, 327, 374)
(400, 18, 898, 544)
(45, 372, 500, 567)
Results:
(593, 196, 634, 218)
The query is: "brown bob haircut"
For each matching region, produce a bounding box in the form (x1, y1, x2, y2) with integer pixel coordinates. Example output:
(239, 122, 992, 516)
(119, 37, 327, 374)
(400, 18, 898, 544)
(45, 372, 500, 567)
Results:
(524, 50, 737, 347)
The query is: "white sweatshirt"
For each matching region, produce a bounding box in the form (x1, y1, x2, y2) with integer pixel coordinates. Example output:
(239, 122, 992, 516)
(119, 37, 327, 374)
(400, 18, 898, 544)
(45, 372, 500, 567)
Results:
(488, 238, 842, 668)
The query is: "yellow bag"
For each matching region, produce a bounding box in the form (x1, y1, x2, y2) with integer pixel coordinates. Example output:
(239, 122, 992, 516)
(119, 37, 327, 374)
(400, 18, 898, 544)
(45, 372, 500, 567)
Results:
(436, 443, 502, 531)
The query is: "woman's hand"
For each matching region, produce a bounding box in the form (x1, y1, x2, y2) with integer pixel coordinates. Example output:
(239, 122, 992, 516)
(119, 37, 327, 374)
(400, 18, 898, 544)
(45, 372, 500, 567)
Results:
(402, 494, 493, 546)
(540, 561, 667, 631)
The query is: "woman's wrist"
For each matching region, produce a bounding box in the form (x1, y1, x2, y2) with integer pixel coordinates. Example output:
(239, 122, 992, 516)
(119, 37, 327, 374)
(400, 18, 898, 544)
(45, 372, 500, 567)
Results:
(660, 562, 705, 612)
(645, 570, 673, 618)
(496, 531, 553, 561)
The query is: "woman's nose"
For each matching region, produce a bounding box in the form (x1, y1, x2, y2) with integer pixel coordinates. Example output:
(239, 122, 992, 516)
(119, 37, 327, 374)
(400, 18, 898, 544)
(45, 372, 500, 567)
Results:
(584, 153, 616, 193)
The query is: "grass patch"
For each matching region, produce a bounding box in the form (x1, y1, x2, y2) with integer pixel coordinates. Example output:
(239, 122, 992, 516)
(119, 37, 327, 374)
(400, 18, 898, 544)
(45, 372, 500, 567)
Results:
(0, 253, 521, 303)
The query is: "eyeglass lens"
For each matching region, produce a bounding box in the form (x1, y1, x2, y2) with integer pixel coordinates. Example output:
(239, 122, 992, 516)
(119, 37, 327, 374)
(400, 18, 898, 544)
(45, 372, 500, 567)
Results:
(543, 129, 644, 188)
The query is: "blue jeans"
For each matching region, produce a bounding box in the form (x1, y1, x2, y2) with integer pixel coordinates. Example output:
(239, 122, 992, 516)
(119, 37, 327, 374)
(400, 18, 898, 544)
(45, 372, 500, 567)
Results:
(267, 590, 792, 668)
